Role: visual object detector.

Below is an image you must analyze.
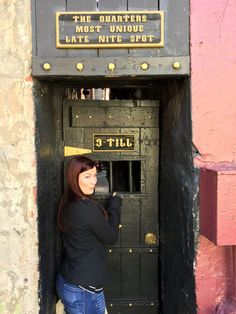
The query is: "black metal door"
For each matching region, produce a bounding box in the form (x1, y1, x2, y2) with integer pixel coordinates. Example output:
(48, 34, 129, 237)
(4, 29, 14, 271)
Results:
(63, 99, 159, 313)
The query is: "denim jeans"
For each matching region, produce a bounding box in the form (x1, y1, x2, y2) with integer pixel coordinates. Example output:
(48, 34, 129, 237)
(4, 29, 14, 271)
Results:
(56, 275, 106, 314)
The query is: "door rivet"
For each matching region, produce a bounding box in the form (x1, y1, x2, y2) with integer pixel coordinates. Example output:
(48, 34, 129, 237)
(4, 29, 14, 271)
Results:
(108, 63, 116, 72)
(140, 62, 149, 70)
(76, 63, 84, 71)
(42, 63, 51, 71)
(129, 303, 133, 307)
(109, 249, 112, 253)
(129, 249, 132, 253)
(172, 61, 181, 69)
(110, 304, 113, 307)
(151, 303, 154, 306)
(119, 224, 122, 229)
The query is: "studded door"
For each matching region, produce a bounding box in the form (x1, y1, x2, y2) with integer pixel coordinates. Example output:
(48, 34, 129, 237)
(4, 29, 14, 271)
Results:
(63, 99, 159, 313)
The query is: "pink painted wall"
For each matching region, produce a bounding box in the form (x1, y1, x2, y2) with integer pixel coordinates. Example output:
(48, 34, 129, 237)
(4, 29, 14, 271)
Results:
(191, 0, 236, 164)
(190, 0, 236, 313)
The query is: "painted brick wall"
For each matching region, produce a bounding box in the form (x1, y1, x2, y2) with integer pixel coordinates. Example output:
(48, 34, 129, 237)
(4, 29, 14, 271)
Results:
(0, 1, 39, 313)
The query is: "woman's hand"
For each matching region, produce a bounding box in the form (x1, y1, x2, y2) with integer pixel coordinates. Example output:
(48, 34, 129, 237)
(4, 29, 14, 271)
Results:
(107, 192, 122, 212)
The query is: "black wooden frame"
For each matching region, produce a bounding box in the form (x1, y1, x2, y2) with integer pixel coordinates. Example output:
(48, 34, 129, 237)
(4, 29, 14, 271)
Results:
(31, 0, 189, 78)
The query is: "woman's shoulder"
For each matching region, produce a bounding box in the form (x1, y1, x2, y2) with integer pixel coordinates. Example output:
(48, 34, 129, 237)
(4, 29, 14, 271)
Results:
(66, 199, 91, 222)
(68, 198, 98, 211)
(67, 199, 101, 224)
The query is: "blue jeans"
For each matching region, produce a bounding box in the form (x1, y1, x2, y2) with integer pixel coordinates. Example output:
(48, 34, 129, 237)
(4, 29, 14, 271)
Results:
(56, 275, 105, 314)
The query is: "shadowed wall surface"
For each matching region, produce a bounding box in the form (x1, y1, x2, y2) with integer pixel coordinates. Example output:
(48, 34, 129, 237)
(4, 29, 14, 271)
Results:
(159, 79, 197, 314)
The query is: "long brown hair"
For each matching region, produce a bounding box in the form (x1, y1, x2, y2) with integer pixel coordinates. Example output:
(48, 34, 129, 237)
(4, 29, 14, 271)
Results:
(57, 155, 108, 231)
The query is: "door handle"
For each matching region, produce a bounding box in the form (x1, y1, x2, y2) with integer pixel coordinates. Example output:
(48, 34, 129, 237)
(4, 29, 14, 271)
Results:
(145, 233, 157, 245)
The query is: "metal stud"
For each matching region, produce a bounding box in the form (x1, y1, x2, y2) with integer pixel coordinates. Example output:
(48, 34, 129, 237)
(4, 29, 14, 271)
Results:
(109, 249, 112, 253)
(89, 116, 92, 119)
(108, 63, 116, 72)
(150, 303, 154, 306)
(119, 224, 122, 229)
(42, 63, 51, 71)
(129, 249, 132, 253)
(74, 115, 79, 118)
(148, 116, 152, 119)
(140, 62, 149, 70)
(110, 304, 113, 307)
(128, 116, 131, 119)
(129, 303, 133, 307)
(149, 249, 153, 253)
(108, 115, 112, 119)
(172, 61, 181, 69)
(76, 63, 84, 72)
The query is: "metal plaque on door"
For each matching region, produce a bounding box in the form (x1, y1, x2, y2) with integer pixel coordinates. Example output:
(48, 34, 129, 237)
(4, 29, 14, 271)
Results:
(93, 134, 135, 152)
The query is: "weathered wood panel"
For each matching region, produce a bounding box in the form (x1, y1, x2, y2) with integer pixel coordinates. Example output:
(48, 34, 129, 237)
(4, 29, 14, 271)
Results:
(120, 199, 141, 247)
(67, 0, 98, 57)
(98, 0, 128, 57)
(141, 253, 158, 297)
(106, 251, 121, 298)
(36, 0, 67, 57)
(33, 55, 190, 77)
(121, 252, 140, 297)
(71, 106, 158, 128)
(128, 0, 158, 10)
(159, 0, 189, 56)
(128, 0, 159, 57)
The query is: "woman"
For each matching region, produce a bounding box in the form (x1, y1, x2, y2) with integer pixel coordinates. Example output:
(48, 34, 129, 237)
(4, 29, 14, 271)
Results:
(56, 155, 122, 314)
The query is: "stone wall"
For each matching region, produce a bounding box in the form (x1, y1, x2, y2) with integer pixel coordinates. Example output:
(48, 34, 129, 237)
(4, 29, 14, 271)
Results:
(0, 1, 39, 313)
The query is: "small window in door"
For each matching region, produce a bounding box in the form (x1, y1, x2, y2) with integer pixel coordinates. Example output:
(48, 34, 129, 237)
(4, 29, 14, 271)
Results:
(113, 161, 130, 192)
(96, 161, 141, 194)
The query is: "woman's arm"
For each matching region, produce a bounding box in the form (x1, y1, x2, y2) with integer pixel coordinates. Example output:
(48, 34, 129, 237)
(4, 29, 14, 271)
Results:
(85, 196, 122, 245)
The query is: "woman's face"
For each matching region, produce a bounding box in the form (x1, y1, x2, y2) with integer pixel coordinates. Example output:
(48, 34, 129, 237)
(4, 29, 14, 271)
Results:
(78, 166, 97, 195)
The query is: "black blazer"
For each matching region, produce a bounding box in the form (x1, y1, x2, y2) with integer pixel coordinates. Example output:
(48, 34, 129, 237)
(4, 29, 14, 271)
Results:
(59, 196, 121, 287)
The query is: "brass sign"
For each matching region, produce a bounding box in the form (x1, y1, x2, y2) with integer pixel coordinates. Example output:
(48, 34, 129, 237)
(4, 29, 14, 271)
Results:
(93, 134, 135, 152)
(56, 11, 164, 49)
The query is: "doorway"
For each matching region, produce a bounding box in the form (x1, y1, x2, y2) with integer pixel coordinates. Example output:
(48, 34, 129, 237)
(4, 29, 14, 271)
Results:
(36, 80, 196, 314)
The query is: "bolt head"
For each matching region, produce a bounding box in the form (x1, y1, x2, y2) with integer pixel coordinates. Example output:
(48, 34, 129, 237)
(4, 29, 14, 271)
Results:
(108, 63, 116, 72)
(43, 63, 51, 71)
(76, 63, 84, 71)
(140, 62, 149, 70)
(172, 61, 181, 69)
